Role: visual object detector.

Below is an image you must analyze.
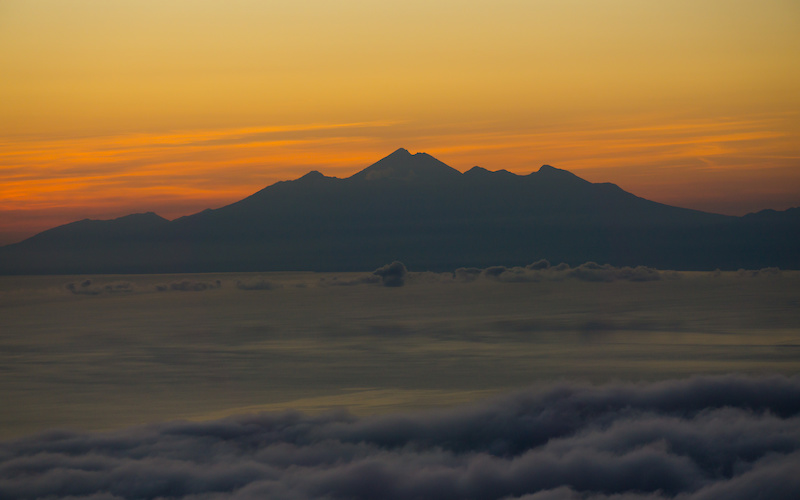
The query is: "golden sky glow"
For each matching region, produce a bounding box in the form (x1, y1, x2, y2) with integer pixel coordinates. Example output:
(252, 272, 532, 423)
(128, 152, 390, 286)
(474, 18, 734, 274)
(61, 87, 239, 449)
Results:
(1, 0, 799, 244)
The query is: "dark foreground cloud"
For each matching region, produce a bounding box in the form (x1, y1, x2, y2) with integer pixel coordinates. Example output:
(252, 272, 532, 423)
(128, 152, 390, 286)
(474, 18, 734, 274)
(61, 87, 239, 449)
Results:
(2, 375, 799, 500)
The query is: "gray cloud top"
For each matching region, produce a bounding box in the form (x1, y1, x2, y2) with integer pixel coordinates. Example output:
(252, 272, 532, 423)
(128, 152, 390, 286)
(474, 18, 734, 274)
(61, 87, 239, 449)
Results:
(1, 375, 798, 500)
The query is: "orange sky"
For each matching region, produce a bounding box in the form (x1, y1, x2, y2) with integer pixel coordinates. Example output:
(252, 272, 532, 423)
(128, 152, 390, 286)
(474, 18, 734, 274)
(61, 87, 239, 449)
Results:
(1, 0, 799, 245)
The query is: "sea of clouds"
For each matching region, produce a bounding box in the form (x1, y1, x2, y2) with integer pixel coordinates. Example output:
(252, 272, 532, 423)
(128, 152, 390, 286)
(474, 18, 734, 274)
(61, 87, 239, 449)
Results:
(2, 375, 799, 500)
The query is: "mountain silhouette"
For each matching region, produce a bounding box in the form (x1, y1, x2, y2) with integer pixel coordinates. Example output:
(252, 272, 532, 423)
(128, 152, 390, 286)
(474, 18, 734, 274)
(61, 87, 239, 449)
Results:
(1, 149, 798, 274)
(348, 148, 461, 182)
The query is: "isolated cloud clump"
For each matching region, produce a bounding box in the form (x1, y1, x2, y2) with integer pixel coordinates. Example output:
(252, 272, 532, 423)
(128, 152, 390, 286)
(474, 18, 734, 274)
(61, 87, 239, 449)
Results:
(1, 375, 798, 500)
(526, 259, 552, 270)
(373, 261, 407, 287)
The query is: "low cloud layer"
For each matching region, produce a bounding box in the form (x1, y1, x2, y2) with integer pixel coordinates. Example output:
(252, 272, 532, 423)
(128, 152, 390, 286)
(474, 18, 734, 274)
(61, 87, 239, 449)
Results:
(472, 261, 669, 283)
(319, 274, 380, 287)
(65, 279, 135, 295)
(156, 279, 223, 292)
(234, 278, 279, 291)
(2, 375, 798, 500)
(58, 264, 789, 298)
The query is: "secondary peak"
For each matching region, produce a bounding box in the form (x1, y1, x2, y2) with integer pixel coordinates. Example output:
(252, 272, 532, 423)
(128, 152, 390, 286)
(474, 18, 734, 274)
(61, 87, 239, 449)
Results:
(389, 147, 412, 157)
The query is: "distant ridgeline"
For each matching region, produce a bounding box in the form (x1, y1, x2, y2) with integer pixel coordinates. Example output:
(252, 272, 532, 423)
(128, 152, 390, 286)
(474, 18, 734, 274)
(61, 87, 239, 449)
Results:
(1, 148, 798, 274)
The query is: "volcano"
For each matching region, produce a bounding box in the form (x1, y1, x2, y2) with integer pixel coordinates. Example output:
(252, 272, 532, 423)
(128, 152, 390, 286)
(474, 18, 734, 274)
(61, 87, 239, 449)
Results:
(1, 149, 797, 274)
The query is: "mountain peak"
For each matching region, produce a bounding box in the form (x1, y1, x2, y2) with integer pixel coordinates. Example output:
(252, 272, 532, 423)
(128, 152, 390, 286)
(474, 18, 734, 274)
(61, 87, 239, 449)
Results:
(348, 148, 461, 183)
(299, 170, 326, 181)
(465, 166, 491, 175)
(533, 164, 591, 184)
(389, 147, 411, 157)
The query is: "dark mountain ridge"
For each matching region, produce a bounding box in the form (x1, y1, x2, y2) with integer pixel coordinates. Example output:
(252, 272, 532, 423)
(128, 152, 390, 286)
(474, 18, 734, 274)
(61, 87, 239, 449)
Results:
(1, 149, 797, 274)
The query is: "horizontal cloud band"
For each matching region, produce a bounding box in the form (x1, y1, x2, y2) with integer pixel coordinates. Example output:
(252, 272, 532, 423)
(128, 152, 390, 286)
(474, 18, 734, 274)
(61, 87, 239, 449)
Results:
(1, 375, 799, 500)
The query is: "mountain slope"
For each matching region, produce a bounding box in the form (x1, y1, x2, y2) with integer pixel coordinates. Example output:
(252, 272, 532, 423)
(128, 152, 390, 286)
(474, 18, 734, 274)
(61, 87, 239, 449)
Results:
(0, 149, 797, 274)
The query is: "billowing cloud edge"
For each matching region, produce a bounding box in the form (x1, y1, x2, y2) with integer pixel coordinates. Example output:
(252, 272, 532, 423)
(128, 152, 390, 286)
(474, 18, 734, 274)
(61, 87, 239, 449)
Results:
(2, 374, 799, 500)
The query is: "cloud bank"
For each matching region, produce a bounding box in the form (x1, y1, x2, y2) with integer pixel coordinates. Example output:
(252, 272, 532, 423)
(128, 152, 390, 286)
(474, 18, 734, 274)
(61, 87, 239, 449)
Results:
(234, 278, 279, 291)
(472, 261, 669, 283)
(65, 279, 135, 295)
(2, 375, 799, 500)
(58, 264, 788, 298)
(156, 279, 223, 292)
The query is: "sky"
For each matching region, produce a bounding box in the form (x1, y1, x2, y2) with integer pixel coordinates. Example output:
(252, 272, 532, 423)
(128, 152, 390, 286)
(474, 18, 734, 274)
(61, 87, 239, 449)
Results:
(1, 0, 799, 245)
